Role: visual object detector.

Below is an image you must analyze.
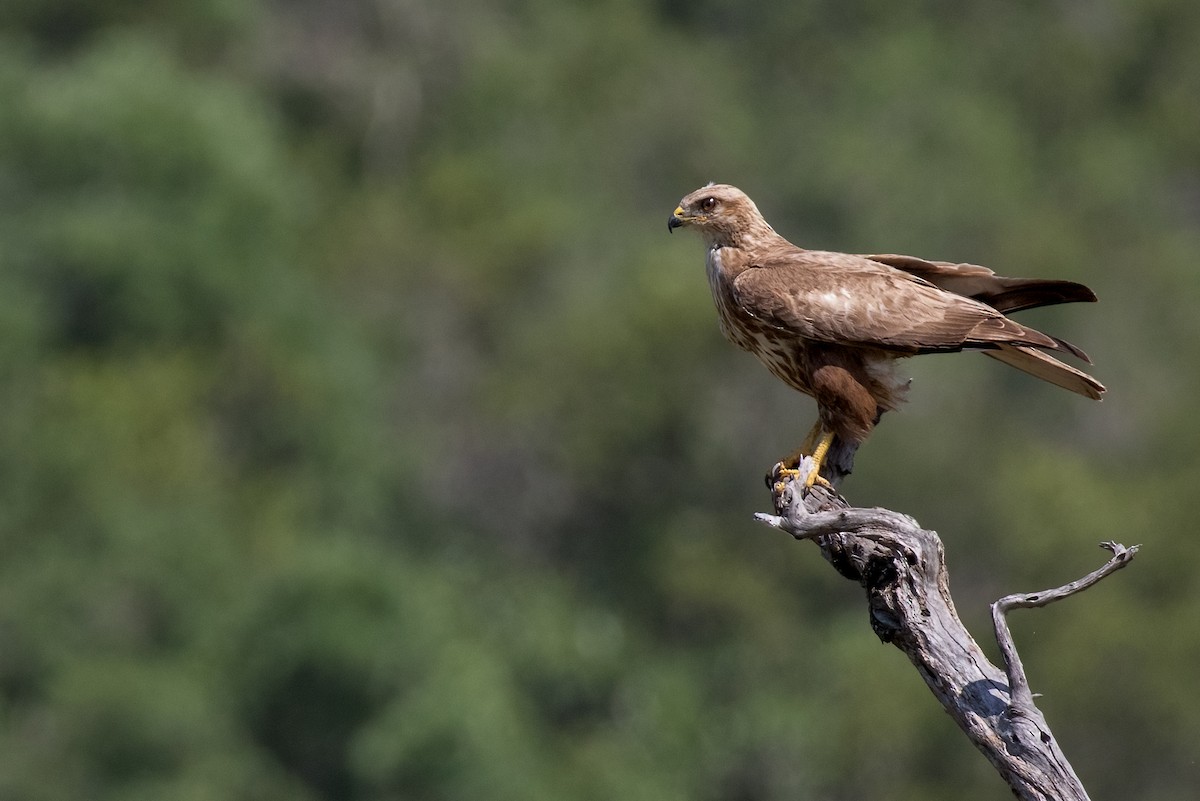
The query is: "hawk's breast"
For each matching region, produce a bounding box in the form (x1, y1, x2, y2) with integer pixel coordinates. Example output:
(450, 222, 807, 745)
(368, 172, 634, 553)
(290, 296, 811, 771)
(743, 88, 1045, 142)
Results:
(706, 247, 813, 395)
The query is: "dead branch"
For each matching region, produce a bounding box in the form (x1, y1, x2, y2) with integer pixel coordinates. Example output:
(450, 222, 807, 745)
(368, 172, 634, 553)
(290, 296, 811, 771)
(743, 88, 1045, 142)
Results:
(755, 457, 1137, 801)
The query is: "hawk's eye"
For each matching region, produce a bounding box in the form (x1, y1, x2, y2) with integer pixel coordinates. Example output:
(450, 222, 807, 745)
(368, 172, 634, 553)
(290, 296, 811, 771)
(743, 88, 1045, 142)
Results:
(700, 197, 717, 212)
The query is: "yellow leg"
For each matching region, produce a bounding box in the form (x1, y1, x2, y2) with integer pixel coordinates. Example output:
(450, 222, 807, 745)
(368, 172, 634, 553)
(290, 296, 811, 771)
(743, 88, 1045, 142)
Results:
(783, 421, 824, 468)
(803, 430, 835, 488)
(774, 425, 834, 491)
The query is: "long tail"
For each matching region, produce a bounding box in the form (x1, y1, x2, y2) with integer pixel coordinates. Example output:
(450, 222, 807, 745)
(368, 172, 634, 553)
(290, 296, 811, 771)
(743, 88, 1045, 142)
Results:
(983, 344, 1105, 399)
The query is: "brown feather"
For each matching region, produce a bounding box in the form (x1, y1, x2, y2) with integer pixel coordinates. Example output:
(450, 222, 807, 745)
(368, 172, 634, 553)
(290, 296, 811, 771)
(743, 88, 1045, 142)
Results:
(864, 254, 1098, 312)
(730, 252, 1075, 357)
(861, 255, 1095, 360)
(669, 183, 1105, 464)
(983, 346, 1105, 399)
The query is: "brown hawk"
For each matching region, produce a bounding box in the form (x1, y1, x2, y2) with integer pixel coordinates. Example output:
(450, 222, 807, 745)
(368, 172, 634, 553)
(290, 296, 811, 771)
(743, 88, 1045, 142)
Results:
(668, 183, 1104, 489)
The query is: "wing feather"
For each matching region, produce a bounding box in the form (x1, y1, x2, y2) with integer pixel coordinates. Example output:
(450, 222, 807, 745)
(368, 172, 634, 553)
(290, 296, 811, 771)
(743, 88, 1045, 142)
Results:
(729, 250, 1072, 355)
(864, 254, 1098, 314)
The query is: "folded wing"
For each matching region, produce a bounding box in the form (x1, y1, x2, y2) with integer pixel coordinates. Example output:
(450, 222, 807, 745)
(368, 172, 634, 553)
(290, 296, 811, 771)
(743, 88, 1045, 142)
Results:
(730, 249, 1105, 398)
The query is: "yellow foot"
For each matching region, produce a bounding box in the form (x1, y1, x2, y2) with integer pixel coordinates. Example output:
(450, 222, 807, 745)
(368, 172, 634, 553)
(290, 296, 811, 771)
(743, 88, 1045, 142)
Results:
(806, 468, 833, 489)
(770, 462, 831, 495)
(771, 428, 837, 494)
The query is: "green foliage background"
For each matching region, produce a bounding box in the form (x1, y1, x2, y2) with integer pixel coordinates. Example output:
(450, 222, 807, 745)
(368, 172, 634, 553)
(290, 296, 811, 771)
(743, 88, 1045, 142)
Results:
(0, 1, 1196, 799)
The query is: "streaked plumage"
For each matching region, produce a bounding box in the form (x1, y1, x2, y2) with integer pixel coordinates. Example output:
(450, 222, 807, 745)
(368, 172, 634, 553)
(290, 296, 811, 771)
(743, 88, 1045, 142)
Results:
(667, 183, 1104, 487)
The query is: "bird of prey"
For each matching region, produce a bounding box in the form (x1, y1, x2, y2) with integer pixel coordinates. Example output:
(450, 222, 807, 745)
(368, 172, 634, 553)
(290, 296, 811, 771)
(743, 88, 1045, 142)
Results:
(668, 183, 1104, 489)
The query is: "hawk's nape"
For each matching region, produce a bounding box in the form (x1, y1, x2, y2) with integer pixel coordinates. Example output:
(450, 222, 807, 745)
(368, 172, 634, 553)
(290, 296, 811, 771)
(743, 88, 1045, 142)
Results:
(668, 183, 1104, 490)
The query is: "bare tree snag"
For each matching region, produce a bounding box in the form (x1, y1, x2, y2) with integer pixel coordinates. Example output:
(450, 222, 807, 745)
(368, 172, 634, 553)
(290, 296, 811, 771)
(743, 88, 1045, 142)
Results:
(756, 457, 1138, 801)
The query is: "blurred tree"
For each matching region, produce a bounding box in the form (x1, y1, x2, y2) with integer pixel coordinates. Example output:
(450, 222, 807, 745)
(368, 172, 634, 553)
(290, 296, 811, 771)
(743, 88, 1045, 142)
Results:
(0, 1, 1197, 799)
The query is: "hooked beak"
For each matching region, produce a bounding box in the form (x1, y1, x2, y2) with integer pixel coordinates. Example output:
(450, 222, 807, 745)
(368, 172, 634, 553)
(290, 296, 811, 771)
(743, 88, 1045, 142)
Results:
(667, 205, 687, 233)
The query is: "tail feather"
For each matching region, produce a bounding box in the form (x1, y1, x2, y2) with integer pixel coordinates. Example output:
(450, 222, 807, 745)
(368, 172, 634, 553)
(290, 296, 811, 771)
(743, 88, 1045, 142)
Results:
(983, 345, 1105, 399)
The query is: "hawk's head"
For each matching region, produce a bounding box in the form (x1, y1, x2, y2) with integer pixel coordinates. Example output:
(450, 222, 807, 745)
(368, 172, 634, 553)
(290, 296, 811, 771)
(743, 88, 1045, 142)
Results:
(668, 183, 773, 248)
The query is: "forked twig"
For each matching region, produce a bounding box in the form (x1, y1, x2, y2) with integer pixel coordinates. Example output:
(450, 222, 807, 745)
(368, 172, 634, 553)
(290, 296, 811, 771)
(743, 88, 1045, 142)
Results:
(992, 541, 1140, 711)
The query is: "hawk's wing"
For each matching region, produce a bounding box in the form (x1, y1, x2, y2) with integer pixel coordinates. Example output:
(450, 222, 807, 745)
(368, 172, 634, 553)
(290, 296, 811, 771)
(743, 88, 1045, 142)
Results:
(728, 249, 1073, 356)
(863, 253, 1097, 314)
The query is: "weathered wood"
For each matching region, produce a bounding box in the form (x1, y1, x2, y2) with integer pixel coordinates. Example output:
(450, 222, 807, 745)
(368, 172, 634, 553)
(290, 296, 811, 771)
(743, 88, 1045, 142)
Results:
(756, 457, 1137, 801)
